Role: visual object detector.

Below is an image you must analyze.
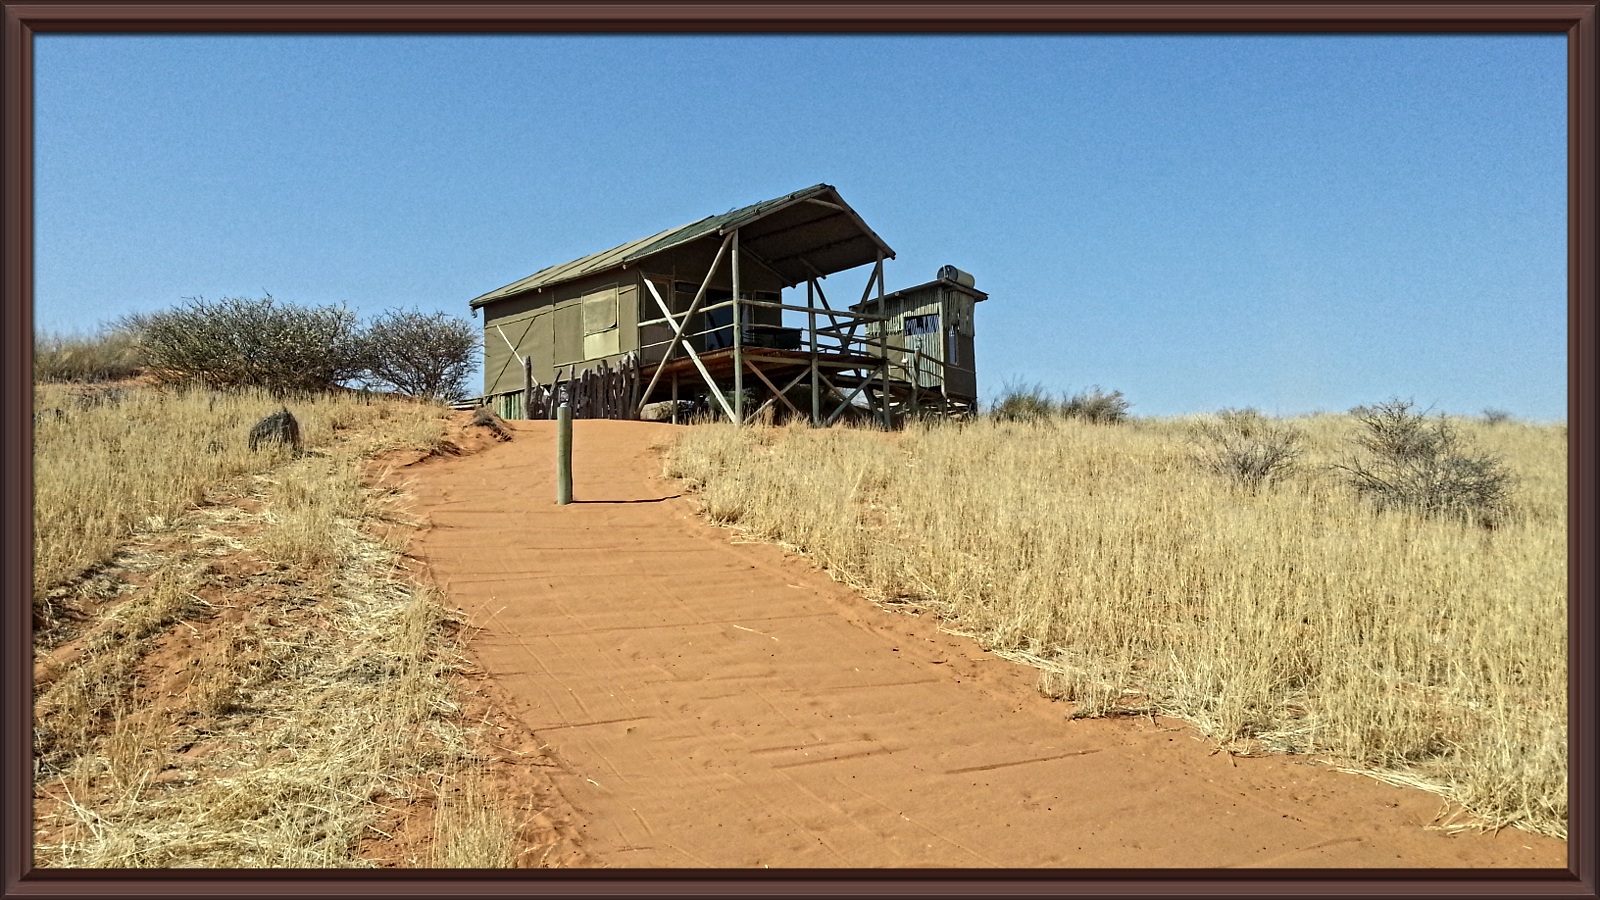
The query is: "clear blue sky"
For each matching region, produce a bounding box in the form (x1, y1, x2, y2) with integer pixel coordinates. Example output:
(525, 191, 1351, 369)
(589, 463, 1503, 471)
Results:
(33, 34, 1568, 420)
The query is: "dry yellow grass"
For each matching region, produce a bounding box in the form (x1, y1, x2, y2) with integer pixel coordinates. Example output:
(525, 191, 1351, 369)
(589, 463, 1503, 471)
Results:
(665, 412, 1567, 839)
(33, 384, 520, 867)
(32, 382, 447, 617)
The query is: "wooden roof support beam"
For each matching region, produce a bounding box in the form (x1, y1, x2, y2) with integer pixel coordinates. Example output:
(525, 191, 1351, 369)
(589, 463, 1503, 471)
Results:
(738, 209, 847, 246)
(764, 234, 878, 268)
(733, 244, 791, 287)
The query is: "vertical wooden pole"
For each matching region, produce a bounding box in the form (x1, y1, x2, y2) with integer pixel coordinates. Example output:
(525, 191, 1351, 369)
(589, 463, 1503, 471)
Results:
(731, 228, 744, 425)
(874, 254, 890, 429)
(911, 350, 920, 419)
(808, 279, 820, 426)
(522, 355, 534, 420)
(556, 402, 573, 505)
(671, 371, 679, 424)
(629, 351, 640, 419)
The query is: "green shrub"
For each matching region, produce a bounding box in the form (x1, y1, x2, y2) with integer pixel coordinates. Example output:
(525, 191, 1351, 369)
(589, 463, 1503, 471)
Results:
(1336, 398, 1516, 527)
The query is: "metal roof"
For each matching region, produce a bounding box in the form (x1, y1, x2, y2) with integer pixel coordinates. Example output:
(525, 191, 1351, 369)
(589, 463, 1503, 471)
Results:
(849, 276, 989, 310)
(470, 184, 895, 309)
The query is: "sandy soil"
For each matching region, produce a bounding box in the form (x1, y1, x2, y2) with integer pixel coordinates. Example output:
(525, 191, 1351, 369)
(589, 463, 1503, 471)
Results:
(399, 418, 1566, 869)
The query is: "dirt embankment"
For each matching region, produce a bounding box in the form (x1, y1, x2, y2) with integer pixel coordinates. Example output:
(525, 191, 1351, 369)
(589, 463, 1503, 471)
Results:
(399, 418, 1566, 868)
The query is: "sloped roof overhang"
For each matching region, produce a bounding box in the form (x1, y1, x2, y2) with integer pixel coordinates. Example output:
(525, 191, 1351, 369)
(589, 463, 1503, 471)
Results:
(470, 184, 895, 309)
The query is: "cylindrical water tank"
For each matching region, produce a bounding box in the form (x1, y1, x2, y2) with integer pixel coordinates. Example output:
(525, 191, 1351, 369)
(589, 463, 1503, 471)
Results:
(938, 265, 975, 288)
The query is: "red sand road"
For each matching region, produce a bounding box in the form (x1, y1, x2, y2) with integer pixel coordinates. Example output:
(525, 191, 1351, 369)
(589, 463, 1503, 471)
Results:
(402, 419, 1565, 868)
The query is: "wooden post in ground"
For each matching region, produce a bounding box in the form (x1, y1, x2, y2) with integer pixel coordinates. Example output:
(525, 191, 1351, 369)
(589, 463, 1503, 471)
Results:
(671, 371, 679, 424)
(556, 402, 573, 505)
(522, 355, 534, 420)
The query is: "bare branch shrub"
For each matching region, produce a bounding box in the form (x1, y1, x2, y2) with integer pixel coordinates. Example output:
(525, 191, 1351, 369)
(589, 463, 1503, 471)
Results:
(127, 295, 366, 397)
(1336, 398, 1516, 527)
(361, 308, 480, 403)
(1481, 408, 1513, 426)
(1188, 407, 1305, 491)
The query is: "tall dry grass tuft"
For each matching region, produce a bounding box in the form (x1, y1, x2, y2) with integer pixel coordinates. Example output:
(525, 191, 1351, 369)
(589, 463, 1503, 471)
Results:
(34, 328, 145, 383)
(430, 766, 519, 868)
(665, 412, 1567, 838)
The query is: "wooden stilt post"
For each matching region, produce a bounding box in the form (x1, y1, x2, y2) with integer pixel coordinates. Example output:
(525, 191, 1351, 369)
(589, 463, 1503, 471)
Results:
(910, 350, 920, 419)
(671, 371, 679, 424)
(731, 228, 744, 426)
(809, 279, 820, 425)
(874, 254, 890, 429)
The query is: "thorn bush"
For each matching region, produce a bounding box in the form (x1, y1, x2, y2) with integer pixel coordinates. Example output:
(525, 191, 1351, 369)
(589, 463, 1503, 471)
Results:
(361, 308, 480, 403)
(1188, 407, 1305, 491)
(126, 295, 366, 397)
(1336, 398, 1516, 527)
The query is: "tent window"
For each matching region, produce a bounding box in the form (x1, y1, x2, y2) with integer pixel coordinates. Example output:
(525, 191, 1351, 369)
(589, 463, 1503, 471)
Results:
(582, 286, 619, 334)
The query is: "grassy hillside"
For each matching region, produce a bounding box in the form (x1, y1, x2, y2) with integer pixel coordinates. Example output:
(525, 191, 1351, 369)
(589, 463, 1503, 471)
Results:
(664, 411, 1568, 839)
(31, 382, 543, 867)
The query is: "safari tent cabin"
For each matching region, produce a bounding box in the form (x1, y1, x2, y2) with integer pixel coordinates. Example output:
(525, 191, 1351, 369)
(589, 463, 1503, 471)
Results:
(469, 184, 897, 421)
(850, 266, 986, 409)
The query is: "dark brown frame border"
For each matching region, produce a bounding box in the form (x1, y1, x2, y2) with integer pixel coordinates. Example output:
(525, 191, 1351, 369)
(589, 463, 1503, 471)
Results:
(2, 2, 1593, 897)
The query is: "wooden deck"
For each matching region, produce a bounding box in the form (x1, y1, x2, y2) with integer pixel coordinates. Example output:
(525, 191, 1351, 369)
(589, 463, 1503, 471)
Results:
(640, 345, 975, 423)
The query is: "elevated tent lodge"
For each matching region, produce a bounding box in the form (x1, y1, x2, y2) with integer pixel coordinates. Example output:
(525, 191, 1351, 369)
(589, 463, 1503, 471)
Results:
(470, 184, 985, 426)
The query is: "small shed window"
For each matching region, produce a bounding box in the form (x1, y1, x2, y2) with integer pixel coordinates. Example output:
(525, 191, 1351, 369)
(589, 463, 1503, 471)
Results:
(904, 313, 939, 336)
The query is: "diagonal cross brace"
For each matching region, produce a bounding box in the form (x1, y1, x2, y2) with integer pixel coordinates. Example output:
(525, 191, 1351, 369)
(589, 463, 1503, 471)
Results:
(641, 277, 736, 423)
(637, 232, 735, 417)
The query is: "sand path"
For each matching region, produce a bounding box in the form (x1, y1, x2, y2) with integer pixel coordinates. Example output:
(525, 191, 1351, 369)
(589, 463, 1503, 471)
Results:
(402, 419, 1564, 868)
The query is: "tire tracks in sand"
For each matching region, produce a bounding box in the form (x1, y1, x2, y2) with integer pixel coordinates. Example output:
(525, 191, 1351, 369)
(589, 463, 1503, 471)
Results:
(400, 419, 1564, 869)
